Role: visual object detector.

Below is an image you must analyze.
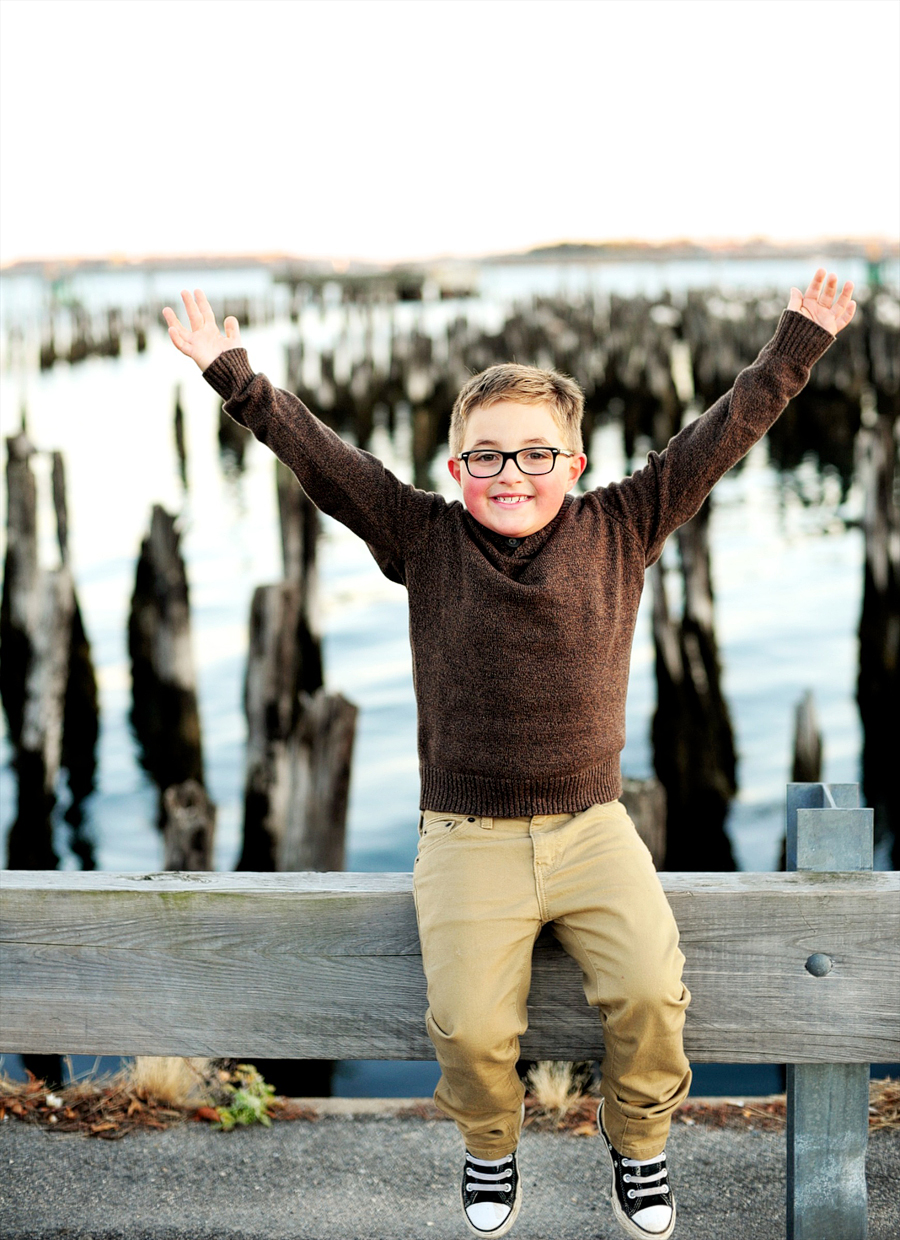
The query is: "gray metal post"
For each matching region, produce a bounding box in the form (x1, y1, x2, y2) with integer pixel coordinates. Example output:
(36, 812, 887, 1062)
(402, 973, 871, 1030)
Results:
(785, 782, 873, 1240)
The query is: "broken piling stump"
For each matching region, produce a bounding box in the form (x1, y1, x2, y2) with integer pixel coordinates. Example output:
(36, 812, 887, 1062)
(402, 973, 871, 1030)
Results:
(127, 505, 206, 822)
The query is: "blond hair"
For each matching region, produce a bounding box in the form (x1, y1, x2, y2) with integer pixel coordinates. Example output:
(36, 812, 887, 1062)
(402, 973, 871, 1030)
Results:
(449, 363, 585, 458)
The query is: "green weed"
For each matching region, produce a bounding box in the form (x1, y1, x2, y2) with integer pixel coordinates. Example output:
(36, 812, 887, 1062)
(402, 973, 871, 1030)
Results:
(214, 1063, 278, 1131)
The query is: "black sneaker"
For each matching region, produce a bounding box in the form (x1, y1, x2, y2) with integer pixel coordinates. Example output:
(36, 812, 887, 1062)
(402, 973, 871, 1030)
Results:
(461, 1148, 522, 1237)
(597, 1100, 676, 1238)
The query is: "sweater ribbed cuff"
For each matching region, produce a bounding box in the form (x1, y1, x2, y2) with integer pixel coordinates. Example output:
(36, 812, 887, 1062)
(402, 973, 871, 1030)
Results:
(202, 347, 256, 401)
(769, 309, 835, 367)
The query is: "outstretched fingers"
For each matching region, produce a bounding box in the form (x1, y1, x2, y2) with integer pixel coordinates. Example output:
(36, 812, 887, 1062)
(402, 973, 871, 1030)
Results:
(180, 288, 205, 331)
(193, 287, 219, 329)
(832, 280, 855, 316)
(161, 306, 194, 357)
(833, 285, 857, 331)
(804, 268, 828, 301)
(806, 268, 843, 308)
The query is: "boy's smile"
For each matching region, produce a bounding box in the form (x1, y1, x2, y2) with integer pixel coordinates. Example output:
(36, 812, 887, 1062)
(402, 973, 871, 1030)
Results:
(448, 401, 587, 539)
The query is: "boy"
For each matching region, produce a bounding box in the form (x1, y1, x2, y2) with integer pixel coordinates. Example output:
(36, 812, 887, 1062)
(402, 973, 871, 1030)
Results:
(164, 270, 855, 1238)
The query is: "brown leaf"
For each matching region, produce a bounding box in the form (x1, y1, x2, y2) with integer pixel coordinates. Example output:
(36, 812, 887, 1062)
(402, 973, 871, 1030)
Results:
(194, 1107, 221, 1123)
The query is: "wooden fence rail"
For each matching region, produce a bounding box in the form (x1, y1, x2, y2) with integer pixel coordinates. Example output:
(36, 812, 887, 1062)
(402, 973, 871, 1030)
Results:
(1, 869, 897, 1064)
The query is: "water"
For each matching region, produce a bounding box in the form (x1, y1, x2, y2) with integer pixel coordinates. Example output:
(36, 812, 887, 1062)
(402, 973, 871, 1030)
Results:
(0, 256, 890, 1095)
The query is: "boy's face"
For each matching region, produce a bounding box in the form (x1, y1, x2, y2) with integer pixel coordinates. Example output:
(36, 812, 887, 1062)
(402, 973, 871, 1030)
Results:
(447, 401, 587, 538)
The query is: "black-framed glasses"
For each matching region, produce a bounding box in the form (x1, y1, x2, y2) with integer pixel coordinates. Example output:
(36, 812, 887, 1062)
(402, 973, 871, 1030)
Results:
(457, 447, 575, 478)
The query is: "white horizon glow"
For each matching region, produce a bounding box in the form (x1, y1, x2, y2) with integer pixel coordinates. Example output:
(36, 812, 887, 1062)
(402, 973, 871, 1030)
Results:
(1, 0, 898, 266)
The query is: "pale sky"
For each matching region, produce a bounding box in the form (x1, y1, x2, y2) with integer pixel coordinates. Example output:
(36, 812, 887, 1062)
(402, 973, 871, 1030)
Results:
(1, 0, 898, 265)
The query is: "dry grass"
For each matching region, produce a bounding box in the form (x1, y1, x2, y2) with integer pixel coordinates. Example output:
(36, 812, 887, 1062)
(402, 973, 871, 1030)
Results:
(126, 1057, 214, 1108)
(0, 1066, 195, 1139)
(525, 1061, 591, 1124)
(869, 1077, 900, 1133)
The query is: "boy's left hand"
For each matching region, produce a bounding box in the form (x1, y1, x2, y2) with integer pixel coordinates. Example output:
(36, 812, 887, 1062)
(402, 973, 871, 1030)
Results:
(788, 269, 856, 336)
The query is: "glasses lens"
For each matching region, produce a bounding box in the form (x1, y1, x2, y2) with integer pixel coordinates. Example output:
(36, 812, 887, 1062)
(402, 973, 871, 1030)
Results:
(467, 451, 504, 476)
(516, 449, 555, 474)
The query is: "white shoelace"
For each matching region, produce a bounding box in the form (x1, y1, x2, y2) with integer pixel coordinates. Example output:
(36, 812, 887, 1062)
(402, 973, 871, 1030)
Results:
(621, 1152, 669, 1199)
(465, 1152, 513, 1194)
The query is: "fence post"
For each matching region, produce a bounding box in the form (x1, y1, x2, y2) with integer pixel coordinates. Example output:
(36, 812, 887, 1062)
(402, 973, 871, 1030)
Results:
(785, 782, 873, 1240)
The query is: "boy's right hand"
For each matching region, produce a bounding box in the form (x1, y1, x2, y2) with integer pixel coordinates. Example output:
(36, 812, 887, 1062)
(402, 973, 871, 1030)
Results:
(162, 288, 242, 371)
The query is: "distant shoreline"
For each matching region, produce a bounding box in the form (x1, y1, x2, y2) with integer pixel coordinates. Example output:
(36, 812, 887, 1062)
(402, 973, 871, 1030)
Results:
(2, 236, 897, 278)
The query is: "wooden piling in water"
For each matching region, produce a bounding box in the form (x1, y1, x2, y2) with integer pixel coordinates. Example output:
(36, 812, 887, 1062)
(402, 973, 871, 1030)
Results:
(173, 384, 187, 488)
(6, 565, 75, 870)
(619, 776, 667, 869)
(2, 434, 99, 871)
(650, 500, 737, 871)
(239, 463, 356, 870)
(39, 329, 56, 371)
(856, 408, 900, 865)
(276, 461, 323, 694)
(279, 689, 357, 872)
(49, 450, 99, 861)
(132, 309, 148, 354)
(66, 307, 91, 365)
(163, 779, 216, 871)
(60, 594, 99, 868)
(217, 397, 251, 466)
(0, 432, 38, 750)
(237, 580, 305, 871)
(792, 690, 823, 785)
(127, 505, 205, 822)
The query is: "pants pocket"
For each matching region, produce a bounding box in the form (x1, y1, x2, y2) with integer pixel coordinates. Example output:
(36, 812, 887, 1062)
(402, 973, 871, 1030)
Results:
(417, 810, 475, 855)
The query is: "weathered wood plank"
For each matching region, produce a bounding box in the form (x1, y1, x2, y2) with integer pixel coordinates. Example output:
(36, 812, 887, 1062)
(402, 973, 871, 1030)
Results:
(2, 870, 897, 1063)
(3, 869, 893, 896)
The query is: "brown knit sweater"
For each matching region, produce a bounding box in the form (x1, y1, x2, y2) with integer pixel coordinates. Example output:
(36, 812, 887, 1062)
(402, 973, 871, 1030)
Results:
(203, 310, 834, 816)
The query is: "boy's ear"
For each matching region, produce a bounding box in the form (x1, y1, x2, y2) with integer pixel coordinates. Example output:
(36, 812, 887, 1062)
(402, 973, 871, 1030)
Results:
(567, 453, 588, 489)
(447, 456, 462, 485)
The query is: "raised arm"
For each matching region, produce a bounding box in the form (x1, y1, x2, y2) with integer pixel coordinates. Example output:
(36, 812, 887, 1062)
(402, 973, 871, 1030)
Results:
(597, 270, 855, 565)
(162, 290, 443, 573)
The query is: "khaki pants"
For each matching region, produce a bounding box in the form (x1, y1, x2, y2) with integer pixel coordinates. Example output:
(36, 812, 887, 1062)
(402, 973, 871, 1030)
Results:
(413, 800, 691, 1161)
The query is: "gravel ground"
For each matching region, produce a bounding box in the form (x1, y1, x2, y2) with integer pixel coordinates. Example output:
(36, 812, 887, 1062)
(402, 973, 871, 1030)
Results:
(1, 1111, 898, 1240)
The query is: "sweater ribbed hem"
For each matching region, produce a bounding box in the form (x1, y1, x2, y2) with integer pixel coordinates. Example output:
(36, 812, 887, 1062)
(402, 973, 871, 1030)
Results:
(202, 347, 255, 401)
(770, 309, 835, 366)
(420, 760, 622, 817)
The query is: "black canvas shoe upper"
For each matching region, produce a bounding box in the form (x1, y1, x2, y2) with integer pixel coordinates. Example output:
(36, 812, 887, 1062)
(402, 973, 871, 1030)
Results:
(462, 1149, 520, 1236)
(597, 1101, 675, 1238)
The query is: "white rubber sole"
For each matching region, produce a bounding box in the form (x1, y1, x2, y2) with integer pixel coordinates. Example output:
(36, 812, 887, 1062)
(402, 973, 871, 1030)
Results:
(597, 1101, 676, 1240)
(463, 1179, 522, 1239)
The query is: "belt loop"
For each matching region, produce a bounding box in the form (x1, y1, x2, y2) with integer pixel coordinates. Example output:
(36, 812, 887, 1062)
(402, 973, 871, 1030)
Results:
(481, 815, 493, 830)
